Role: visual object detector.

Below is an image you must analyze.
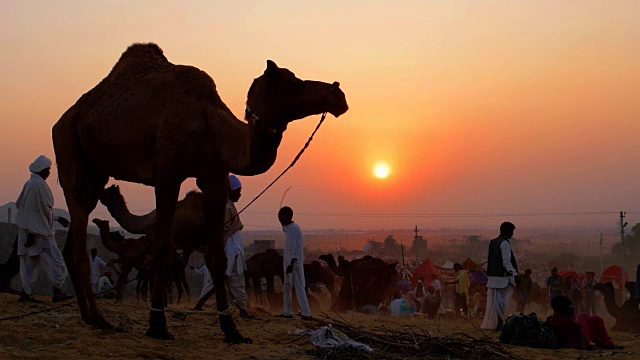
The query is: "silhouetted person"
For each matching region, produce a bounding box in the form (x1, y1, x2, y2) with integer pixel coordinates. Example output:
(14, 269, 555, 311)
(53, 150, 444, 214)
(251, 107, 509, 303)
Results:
(481, 222, 518, 330)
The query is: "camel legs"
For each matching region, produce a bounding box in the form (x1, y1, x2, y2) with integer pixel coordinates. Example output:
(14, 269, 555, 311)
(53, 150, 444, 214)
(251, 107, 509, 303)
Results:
(199, 177, 250, 344)
(115, 263, 132, 301)
(60, 177, 109, 327)
(145, 180, 180, 340)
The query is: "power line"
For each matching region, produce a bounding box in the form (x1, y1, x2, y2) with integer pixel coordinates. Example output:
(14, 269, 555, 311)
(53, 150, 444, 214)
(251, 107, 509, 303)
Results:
(89, 209, 639, 219)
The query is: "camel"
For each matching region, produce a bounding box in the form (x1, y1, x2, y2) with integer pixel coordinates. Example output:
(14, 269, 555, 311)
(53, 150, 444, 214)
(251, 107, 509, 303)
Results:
(244, 249, 337, 307)
(244, 249, 283, 308)
(52, 43, 348, 342)
(92, 219, 189, 304)
(320, 254, 398, 312)
(100, 185, 204, 264)
(0, 235, 20, 294)
(92, 218, 152, 300)
(594, 282, 640, 333)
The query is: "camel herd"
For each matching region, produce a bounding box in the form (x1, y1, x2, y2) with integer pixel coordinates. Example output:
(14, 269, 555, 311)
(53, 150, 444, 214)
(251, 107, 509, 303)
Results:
(91, 195, 400, 314)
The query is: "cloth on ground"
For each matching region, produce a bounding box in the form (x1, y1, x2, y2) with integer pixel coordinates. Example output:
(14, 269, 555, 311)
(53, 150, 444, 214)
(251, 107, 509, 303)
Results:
(311, 325, 373, 353)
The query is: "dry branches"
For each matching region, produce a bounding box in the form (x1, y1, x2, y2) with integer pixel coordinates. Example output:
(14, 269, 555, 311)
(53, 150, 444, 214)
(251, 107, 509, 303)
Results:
(308, 312, 524, 360)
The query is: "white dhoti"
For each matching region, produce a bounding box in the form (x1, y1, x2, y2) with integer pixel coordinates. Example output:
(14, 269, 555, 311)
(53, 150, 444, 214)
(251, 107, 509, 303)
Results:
(198, 269, 213, 301)
(18, 229, 67, 295)
(481, 285, 513, 329)
(226, 273, 248, 312)
(283, 266, 310, 317)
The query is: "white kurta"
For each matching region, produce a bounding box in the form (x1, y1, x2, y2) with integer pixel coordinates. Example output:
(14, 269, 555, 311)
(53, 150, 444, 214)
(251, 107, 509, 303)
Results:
(482, 239, 517, 330)
(90, 256, 107, 292)
(225, 231, 248, 312)
(194, 265, 213, 300)
(15, 173, 68, 295)
(282, 222, 310, 317)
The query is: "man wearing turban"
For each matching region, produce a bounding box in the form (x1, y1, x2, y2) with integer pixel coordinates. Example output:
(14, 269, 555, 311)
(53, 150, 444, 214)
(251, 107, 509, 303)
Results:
(192, 175, 258, 319)
(15, 155, 73, 303)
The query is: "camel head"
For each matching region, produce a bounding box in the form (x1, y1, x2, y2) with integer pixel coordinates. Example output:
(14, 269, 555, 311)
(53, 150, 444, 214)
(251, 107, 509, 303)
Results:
(92, 218, 110, 231)
(245, 60, 348, 134)
(319, 254, 336, 265)
(594, 282, 614, 295)
(100, 185, 125, 208)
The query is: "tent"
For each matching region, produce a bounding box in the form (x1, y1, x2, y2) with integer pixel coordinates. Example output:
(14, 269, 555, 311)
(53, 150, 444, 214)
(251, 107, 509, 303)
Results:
(601, 265, 629, 288)
(469, 271, 488, 286)
(436, 260, 455, 271)
(411, 259, 441, 286)
(558, 270, 580, 281)
(462, 257, 478, 270)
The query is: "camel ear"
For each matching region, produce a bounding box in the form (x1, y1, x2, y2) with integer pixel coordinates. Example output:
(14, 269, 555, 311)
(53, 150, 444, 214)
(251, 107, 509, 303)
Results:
(265, 60, 278, 74)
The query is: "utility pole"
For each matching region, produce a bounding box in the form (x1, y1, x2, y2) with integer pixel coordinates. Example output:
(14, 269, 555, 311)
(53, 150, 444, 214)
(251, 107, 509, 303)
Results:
(600, 232, 604, 275)
(414, 225, 420, 263)
(620, 211, 627, 290)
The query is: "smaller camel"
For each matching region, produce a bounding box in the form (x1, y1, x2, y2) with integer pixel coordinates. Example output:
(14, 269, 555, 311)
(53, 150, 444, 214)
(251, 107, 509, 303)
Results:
(93, 219, 189, 303)
(320, 254, 398, 313)
(244, 249, 337, 307)
(594, 281, 640, 333)
(0, 235, 20, 294)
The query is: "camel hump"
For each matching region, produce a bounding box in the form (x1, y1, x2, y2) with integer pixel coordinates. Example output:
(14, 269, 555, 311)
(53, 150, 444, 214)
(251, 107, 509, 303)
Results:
(108, 42, 170, 78)
(120, 43, 167, 63)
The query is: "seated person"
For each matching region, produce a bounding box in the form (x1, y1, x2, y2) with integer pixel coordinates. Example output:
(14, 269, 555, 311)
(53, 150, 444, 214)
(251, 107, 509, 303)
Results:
(546, 295, 623, 350)
(421, 285, 441, 319)
(97, 271, 115, 299)
(390, 291, 417, 317)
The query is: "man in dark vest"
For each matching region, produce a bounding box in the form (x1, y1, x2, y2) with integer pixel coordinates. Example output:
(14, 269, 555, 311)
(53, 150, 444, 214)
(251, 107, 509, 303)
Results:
(481, 222, 518, 331)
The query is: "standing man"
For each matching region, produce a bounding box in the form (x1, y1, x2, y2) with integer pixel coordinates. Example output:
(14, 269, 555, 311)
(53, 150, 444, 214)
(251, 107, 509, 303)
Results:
(189, 176, 257, 319)
(515, 268, 533, 313)
(582, 271, 598, 316)
(223, 175, 257, 319)
(277, 206, 312, 320)
(445, 263, 470, 319)
(481, 222, 518, 330)
(90, 248, 107, 294)
(15, 155, 73, 303)
(546, 267, 563, 305)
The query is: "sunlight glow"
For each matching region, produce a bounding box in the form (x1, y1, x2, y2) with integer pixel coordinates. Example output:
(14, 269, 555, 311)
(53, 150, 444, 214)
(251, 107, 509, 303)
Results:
(372, 161, 391, 179)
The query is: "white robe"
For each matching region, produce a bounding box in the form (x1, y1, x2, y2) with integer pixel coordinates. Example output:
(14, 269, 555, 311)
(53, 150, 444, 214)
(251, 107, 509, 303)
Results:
(15, 173, 68, 295)
(481, 239, 517, 329)
(194, 265, 213, 301)
(225, 231, 248, 312)
(90, 256, 107, 292)
(15, 174, 59, 256)
(282, 222, 310, 317)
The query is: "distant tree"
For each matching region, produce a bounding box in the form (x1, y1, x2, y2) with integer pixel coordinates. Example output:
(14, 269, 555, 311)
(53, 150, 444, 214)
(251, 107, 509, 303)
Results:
(611, 223, 640, 264)
(410, 236, 428, 260)
(551, 252, 581, 269)
(366, 240, 383, 255)
(382, 235, 401, 257)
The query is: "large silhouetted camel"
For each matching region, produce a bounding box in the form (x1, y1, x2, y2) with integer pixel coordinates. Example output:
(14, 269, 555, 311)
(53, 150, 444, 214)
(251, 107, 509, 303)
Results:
(52, 43, 348, 342)
(594, 281, 640, 333)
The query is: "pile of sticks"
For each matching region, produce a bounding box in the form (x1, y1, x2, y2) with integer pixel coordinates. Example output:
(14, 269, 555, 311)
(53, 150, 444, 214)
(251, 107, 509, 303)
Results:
(309, 313, 523, 360)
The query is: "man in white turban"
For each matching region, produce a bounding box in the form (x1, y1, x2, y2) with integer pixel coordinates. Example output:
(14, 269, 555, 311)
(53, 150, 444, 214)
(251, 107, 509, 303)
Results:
(15, 155, 73, 303)
(192, 175, 258, 319)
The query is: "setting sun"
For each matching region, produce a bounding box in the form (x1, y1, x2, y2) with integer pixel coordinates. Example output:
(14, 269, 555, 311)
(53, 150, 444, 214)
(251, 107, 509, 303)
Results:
(372, 161, 391, 179)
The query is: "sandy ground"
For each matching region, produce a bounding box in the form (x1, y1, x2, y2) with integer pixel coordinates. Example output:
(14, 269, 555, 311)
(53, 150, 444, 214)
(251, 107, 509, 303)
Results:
(0, 293, 638, 360)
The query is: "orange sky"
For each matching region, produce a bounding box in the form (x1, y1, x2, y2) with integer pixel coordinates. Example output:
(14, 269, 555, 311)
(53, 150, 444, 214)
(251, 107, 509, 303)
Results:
(1, 1, 639, 231)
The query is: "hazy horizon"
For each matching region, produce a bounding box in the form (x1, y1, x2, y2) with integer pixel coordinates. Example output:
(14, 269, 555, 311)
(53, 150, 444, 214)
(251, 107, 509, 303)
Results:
(1, 1, 639, 231)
